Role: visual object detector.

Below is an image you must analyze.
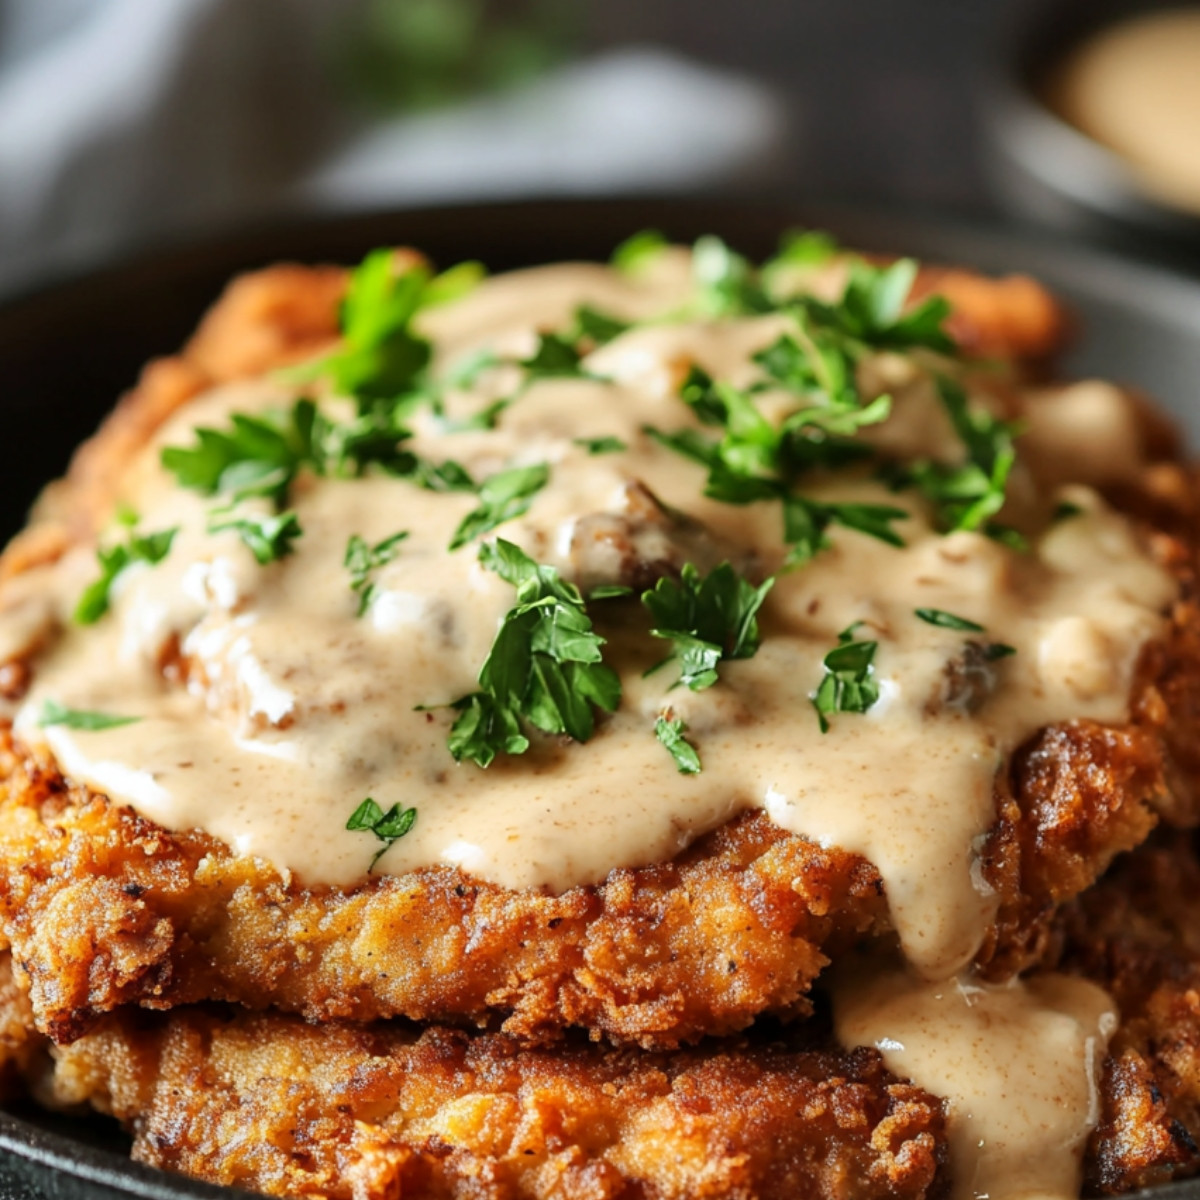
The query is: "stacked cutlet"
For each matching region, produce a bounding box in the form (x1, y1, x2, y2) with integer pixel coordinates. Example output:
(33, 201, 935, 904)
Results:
(2, 238, 1200, 1200)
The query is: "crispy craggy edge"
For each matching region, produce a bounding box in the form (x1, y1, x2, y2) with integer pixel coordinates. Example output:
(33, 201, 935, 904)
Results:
(1043, 832, 1200, 1192)
(19, 1001, 949, 1200)
(1, 255, 1197, 1052)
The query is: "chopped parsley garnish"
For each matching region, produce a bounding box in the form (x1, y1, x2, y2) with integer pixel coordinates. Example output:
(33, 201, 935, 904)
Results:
(162, 402, 319, 507)
(642, 562, 774, 691)
(75, 524, 178, 625)
(208, 509, 302, 565)
(611, 229, 667, 274)
(520, 332, 586, 381)
(796, 257, 955, 355)
(811, 624, 880, 732)
(898, 377, 1021, 542)
(573, 305, 629, 347)
(345, 530, 409, 615)
(573, 435, 627, 455)
(449, 463, 549, 550)
(914, 608, 985, 632)
(655, 715, 701, 774)
(445, 539, 621, 768)
(345, 797, 417, 872)
(914, 608, 1015, 662)
(1053, 500, 1083, 521)
(308, 249, 484, 413)
(38, 700, 141, 731)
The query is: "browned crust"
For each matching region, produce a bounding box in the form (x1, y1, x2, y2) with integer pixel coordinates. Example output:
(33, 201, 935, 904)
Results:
(0, 258, 1195, 1050)
(1042, 832, 1200, 1192)
(35, 1006, 947, 1200)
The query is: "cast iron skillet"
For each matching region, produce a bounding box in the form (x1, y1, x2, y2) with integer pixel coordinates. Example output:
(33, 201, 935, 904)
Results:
(2, 199, 1200, 1200)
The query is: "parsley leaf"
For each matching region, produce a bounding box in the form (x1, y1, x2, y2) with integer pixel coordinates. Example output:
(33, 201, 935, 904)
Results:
(796, 258, 955, 354)
(449, 463, 549, 550)
(914, 608, 985, 632)
(345, 530, 409, 615)
(655, 715, 701, 774)
(612, 229, 667, 274)
(692, 235, 772, 316)
(39, 700, 141, 731)
(445, 539, 621, 768)
(573, 435, 627, 456)
(75, 525, 178, 625)
(318, 250, 484, 413)
(345, 796, 417, 872)
(642, 562, 774, 691)
(208, 509, 302, 565)
(811, 624, 880, 732)
(572, 305, 629, 347)
(899, 377, 1021, 541)
(914, 608, 1016, 664)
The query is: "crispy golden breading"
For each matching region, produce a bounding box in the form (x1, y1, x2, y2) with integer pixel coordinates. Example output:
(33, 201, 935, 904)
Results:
(1, 256, 1197, 1053)
(0, 953, 39, 1101)
(1047, 833, 1200, 1193)
(36, 1007, 947, 1200)
(0, 631, 1194, 1050)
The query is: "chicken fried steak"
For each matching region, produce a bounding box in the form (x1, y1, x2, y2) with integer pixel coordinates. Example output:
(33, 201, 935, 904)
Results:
(1, 233, 1197, 1200)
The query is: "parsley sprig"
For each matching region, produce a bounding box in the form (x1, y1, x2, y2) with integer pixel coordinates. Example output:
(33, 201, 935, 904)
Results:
(896, 378, 1022, 543)
(642, 562, 774, 691)
(345, 797, 417, 872)
(208, 509, 301, 565)
(914, 608, 1015, 661)
(811, 624, 881, 732)
(655, 714, 701, 774)
(449, 463, 549, 550)
(445, 540, 621, 768)
(345, 531, 409, 615)
(75, 523, 178, 625)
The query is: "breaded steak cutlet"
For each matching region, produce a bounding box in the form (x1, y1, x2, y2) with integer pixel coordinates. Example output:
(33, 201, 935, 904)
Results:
(10, 971, 949, 1200)
(2, 251, 1200, 1058)
(6, 833, 1200, 1200)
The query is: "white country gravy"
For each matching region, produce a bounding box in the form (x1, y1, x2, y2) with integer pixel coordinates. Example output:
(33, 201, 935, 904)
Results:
(0, 249, 1177, 1197)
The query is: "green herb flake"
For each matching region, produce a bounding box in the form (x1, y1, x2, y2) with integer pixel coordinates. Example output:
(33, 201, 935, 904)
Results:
(572, 435, 627, 456)
(642, 562, 774, 691)
(655, 715, 701, 774)
(346, 796, 417, 872)
(39, 700, 141, 731)
(208, 509, 302, 565)
(811, 624, 880, 732)
(984, 642, 1017, 661)
(611, 229, 667, 274)
(914, 608, 986, 633)
(75, 525, 178, 625)
(345, 530, 410, 615)
(898, 378, 1021, 542)
(449, 463, 549, 550)
(442, 539, 621, 768)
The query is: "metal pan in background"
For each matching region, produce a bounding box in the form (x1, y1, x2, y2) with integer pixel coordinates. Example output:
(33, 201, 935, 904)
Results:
(2, 198, 1200, 1200)
(979, 0, 1200, 270)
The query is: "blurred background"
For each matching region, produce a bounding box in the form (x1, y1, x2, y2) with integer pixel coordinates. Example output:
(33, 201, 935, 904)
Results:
(0, 0, 1197, 298)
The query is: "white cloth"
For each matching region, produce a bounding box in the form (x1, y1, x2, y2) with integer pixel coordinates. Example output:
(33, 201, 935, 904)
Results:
(0, 0, 786, 297)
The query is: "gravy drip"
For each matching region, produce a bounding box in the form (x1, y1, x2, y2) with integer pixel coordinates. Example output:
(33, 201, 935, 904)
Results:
(835, 966, 1118, 1200)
